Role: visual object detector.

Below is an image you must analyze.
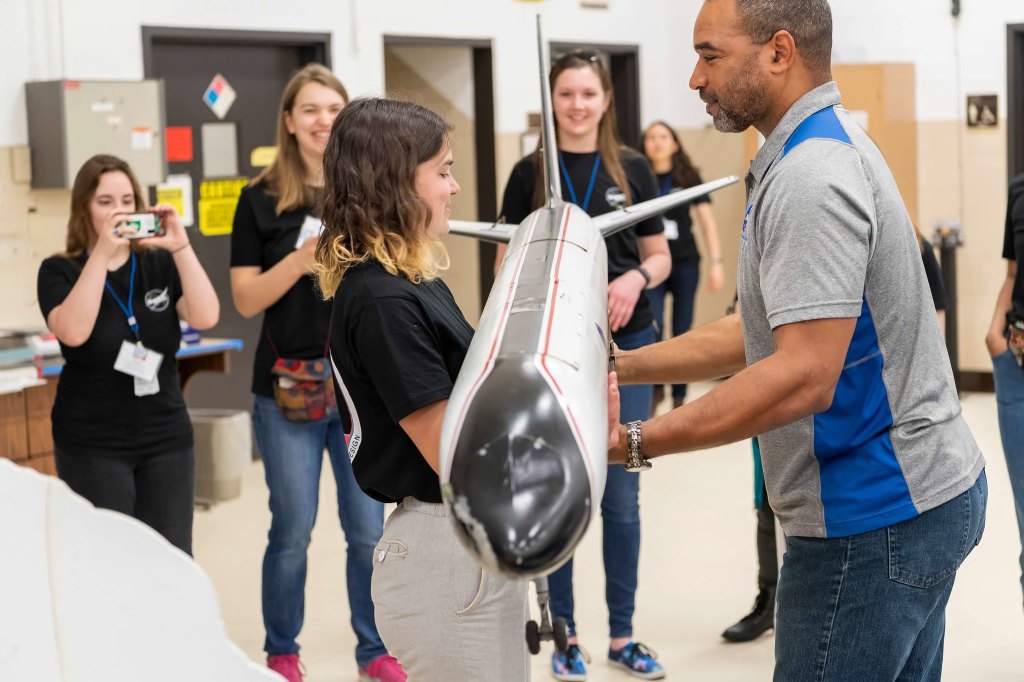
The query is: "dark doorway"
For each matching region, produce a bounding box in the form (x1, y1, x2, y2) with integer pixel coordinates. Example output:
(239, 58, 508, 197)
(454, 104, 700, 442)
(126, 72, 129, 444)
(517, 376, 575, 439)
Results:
(551, 42, 642, 150)
(1009, 24, 1024, 179)
(383, 35, 498, 312)
(142, 28, 330, 413)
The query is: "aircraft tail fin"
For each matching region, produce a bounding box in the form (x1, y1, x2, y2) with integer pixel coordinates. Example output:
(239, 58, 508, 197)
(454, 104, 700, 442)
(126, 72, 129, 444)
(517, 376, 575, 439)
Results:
(536, 15, 561, 209)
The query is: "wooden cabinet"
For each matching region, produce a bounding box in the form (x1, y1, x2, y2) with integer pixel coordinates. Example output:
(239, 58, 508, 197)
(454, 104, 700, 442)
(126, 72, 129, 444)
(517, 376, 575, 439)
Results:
(0, 379, 57, 475)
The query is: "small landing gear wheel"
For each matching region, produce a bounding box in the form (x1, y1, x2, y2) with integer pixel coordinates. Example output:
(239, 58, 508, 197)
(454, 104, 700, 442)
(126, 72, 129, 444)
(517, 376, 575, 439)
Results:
(526, 620, 541, 655)
(552, 616, 569, 653)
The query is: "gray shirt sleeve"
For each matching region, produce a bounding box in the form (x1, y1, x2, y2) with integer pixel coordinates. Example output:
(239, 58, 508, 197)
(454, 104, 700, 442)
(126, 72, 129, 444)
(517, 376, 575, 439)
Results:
(755, 142, 875, 329)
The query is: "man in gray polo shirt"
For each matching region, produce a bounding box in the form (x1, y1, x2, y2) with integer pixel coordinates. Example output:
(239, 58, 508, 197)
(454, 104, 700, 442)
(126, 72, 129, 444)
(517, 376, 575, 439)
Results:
(609, 0, 986, 678)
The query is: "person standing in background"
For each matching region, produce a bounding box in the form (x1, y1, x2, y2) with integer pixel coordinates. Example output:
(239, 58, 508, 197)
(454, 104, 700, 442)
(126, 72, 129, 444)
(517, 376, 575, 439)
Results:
(229, 64, 402, 682)
(37, 154, 219, 555)
(986, 172, 1024, 608)
(642, 120, 724, 410)
(498, 49, 670, 681)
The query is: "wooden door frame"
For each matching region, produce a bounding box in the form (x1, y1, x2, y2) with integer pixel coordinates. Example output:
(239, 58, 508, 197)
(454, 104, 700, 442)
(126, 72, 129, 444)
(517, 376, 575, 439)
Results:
(142, 27, 331, 77)
(1008, 23, 1024, 179)
(383, 35, 498, 306)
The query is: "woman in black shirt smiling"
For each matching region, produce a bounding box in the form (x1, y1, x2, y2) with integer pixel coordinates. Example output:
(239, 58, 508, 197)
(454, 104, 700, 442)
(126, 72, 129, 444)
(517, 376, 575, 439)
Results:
(228, 64, 396, 682)
(317, 97, 529, 681)
(37, 154, 219, 554)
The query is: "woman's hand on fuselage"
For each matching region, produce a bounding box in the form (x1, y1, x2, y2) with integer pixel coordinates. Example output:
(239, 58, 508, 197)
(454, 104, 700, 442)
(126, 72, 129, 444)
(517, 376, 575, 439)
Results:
(607, 371, 620, 448)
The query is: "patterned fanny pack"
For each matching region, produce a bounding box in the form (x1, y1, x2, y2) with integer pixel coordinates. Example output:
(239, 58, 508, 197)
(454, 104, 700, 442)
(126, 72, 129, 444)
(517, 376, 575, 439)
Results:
(267, 331, 338, 422)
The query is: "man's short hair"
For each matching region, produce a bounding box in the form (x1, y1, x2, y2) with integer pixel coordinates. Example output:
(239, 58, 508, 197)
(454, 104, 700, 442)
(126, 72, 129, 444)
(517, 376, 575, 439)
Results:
(734, 0, 833, 73)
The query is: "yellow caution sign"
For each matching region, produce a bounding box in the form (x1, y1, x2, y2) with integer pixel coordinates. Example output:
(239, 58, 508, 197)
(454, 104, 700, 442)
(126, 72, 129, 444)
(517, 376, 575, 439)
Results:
(155, 186, 185, 218)
(198, 178, 249, 236)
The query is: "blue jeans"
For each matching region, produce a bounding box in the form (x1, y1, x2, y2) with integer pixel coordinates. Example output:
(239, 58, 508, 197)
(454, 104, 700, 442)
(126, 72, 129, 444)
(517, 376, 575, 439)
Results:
(993, 350, 1024, 604)
(252, 395, 386, 666)
(644, 264, 699, 400)
(775, 472, 987, 682)
(548, 324, 655, 639)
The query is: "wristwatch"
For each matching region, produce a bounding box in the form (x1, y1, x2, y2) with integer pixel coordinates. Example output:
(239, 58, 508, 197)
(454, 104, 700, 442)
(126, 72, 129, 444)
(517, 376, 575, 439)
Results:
(633, 266, 652, 288)
(624, 420, 652, 472)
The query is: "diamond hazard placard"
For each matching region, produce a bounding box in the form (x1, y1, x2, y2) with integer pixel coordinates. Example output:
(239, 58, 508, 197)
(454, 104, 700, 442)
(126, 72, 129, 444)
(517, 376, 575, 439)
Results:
(202, 74, 237, 120)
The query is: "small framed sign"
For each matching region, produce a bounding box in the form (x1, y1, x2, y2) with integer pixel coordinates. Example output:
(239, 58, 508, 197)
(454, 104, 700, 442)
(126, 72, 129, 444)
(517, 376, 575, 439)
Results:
(966, 95, 997, 127)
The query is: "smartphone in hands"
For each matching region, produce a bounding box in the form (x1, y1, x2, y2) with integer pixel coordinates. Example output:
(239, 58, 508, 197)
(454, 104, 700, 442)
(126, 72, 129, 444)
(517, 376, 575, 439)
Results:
(119, 211, 166, 238)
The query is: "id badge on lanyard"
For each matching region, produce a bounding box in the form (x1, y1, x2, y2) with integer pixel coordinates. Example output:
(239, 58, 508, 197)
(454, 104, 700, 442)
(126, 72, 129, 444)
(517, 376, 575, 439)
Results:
(106, 252, 164, 395)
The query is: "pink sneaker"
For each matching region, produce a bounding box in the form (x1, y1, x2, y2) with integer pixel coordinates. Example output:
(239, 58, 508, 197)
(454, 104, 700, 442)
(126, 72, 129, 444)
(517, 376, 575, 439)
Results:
(359, 654, 407, 682)
(267, 653, 303, 682)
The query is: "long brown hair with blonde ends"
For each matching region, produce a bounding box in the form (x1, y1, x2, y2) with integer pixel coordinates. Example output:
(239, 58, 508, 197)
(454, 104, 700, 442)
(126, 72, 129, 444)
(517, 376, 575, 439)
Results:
(316, 98, 452, 298)
(532, 49, 632, 211)
(254, 63, 349, 215)
(642, 120, 702, 190)
(62, 154, 147, 258)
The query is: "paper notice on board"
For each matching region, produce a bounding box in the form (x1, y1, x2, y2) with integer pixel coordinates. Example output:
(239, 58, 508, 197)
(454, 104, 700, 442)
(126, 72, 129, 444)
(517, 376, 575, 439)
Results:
(131, 127, 154, 150)
(159, 174, 195, 227)
(198, 177, 248, 236)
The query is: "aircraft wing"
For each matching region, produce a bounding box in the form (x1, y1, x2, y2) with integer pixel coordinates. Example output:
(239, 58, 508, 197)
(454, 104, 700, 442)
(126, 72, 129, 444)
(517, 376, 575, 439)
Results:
(594, 175, 741, 238)
(448, 220, 516, 244)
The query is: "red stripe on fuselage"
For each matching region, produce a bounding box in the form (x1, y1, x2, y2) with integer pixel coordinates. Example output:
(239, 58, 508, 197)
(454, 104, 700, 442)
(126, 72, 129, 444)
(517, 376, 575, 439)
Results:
(537, 209, 592, 469)
(444, 213, 540, 477)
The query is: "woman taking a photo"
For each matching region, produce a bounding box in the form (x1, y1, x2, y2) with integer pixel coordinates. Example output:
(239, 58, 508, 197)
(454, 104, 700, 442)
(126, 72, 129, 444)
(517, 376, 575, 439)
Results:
(497, 49, 670, 681)
(37, 153, 219, 555)
(317, 97, 529, 682)
(229, 64, 399, 682)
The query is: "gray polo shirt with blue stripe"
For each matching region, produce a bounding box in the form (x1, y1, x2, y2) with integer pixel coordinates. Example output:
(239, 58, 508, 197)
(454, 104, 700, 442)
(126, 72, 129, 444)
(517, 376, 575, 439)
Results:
(738, 81, 984, 538)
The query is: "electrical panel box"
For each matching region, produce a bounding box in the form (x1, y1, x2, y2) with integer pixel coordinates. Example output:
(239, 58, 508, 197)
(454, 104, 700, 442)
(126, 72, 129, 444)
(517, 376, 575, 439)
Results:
(25, 80, 166, 189)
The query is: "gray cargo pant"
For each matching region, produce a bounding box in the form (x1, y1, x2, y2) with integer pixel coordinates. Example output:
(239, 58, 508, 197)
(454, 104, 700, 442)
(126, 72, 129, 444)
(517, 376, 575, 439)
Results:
(371, 497, 530, 681)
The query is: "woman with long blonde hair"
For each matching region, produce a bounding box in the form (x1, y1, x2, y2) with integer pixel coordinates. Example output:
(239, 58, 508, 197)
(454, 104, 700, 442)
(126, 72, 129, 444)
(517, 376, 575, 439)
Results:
(228, 64, 401, 682)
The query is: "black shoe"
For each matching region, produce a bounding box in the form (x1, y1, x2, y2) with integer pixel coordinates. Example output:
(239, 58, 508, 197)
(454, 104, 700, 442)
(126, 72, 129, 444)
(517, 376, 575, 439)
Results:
(722, 585, 775, 643)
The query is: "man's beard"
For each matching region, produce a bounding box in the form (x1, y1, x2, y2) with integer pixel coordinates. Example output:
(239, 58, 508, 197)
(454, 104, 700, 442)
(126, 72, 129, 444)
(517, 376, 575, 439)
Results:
(702, 58, 768, 133)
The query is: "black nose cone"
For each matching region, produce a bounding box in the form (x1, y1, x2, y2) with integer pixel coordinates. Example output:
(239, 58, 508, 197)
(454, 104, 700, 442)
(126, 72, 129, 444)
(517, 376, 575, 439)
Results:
(444, 356, 593, 579)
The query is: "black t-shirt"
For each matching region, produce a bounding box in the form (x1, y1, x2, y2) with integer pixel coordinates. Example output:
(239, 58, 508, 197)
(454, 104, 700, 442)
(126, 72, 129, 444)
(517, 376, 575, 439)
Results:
(37, 249, 192, 457)
(230, 182, 332, 397)
(329, 260, 474, 504)
(499, 148, 663, 338)
(655, 171, 711, 265)
(1004, 173, 1024, 326)
(919, 241, 947, 312)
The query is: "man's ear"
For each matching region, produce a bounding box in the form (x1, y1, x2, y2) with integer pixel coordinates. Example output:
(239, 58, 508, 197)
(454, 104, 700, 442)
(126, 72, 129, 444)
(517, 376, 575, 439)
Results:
(769, 29, 797, 72)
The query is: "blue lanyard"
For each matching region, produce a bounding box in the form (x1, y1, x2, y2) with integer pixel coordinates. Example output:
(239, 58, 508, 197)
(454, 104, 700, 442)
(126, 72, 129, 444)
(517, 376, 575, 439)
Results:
(104, 251, 140, 342)
(558, 152, 602, 212)
(659, 173, 673, 197)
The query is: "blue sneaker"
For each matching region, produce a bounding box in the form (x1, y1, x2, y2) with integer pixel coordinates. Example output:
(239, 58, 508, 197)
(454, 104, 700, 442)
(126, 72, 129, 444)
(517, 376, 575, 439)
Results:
(551, 643, 589, 681)
(608, 641, 665, 680)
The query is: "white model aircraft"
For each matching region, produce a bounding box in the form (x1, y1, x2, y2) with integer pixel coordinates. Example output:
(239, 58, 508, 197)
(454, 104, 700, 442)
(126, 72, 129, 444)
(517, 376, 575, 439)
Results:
(438, 15, 738, 653)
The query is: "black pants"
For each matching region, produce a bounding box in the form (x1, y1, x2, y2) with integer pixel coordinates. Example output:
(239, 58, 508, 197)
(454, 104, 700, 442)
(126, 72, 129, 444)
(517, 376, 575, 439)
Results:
(756, 479, 778, 588)
(55, 445, 195, 555)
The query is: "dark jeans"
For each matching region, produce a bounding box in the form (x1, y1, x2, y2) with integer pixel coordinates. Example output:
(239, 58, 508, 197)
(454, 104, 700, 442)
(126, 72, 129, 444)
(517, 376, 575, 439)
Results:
(993, 350, 1024, 604)
(775, 472, 987, 682)
(549, 324, 655, 639)
(55, 445, 195, 555)
(644, 263, 699, 400)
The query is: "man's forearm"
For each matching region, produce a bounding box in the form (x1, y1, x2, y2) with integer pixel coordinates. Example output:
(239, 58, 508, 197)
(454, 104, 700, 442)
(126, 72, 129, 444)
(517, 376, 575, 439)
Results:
(611, 348, 825, 461)
(615, 312, 745, 386)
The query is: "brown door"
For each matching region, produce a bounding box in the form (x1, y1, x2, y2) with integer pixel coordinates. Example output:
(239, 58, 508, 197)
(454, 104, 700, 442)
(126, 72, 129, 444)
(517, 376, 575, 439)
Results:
(142, 28, 329, 413)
